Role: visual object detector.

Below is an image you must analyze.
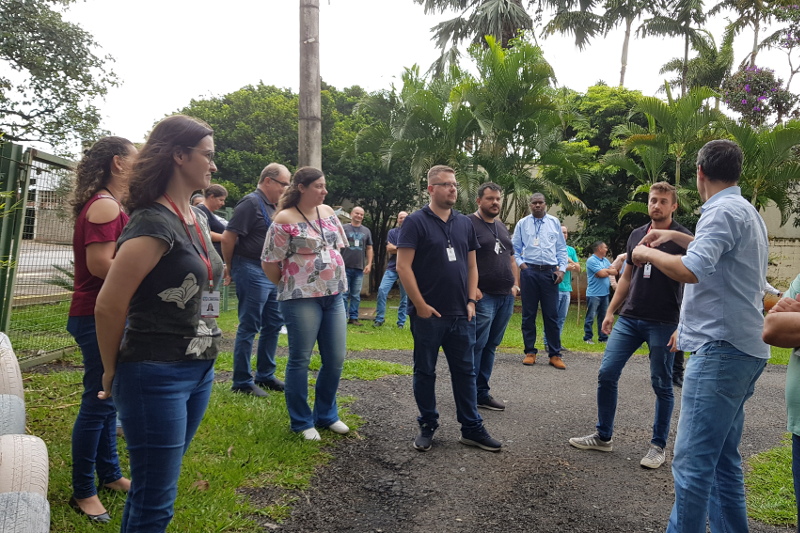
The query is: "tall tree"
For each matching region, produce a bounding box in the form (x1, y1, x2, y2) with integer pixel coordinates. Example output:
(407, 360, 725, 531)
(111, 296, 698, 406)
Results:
(659, 26, 735, 108)
(760, 4, 800, 90)
(639, 0, 707, 96)
(0, 0, 117, 148)
(709, 0, 773, 68)
(542, 0, 654, 86)
(412, 0, 534, 75)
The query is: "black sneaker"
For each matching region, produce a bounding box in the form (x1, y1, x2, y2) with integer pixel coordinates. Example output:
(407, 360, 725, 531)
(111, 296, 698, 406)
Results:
(347, 319, 363, 326)
(231, 383, 268, 397)
(478, 395, 505, 411)
(413, 423, 436, 452)
(255, 377, 285, 392)
(373, 320, 384, 327)
(673, 374, 684, 388)
(459, 433, 502, 452)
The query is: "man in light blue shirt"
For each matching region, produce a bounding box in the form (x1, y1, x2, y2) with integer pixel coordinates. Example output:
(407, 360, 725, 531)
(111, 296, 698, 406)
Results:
(584, 241, 616, 344)
(631, 140, 769, 533)
(511, 193, 568, 369)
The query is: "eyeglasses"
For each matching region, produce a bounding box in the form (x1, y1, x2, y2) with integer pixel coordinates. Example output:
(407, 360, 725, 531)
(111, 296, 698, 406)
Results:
(190, 147, 215, 164)
(271, 178, 291, 188)
(430, 182, 459, 190)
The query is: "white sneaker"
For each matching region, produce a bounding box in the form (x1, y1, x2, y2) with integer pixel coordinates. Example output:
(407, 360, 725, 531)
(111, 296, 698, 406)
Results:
(280, 326, 288, 334)
(301, 428, 321, 441)
(640, 444, 666, 469)
(326, 420, 350, 434)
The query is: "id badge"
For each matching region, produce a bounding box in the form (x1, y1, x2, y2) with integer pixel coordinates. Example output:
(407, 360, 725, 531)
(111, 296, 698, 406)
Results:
(354, 237, 360, 247)
(494, 240, 501, 254)
(320, 248, 332, 264)
(201, 290, 220, 318)
(533, 238, 540, 246)
(446, 246, 457, 262)
(643, 263, 652, 279)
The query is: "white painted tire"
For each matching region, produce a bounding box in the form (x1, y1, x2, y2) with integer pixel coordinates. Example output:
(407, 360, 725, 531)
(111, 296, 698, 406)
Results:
(0, 395, 25, 435)
(0, 435, 49, 496)
(0, 492, 50, 533)
(0, 334, 23, 399)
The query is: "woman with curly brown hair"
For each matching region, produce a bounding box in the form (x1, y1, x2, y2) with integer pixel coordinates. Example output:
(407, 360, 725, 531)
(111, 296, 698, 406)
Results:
(68, 136, 136, 522)
(96, 114, 222, 532)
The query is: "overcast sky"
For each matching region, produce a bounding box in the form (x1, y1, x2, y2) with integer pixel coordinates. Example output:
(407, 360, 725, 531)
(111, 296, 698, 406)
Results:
(60, 0, 792, 148)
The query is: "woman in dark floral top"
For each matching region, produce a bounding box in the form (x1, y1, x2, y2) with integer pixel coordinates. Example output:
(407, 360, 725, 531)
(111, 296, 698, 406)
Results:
(95, 115, 222, 532)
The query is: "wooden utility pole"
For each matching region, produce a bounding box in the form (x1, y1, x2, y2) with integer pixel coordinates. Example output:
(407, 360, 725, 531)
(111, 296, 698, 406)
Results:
(299, 0, 322, 169)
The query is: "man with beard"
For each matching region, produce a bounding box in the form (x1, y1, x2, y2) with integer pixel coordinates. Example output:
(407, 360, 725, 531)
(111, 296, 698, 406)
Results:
(569, 182, 692, 470)
(632, 141, 769, 532)
(397, 166, 501, 453)
(469, 183, 519, 411)
(511, 193, 568, 368)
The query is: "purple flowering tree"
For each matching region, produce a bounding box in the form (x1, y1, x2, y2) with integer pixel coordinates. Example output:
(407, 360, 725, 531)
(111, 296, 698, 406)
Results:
(721, 65, 798, 126)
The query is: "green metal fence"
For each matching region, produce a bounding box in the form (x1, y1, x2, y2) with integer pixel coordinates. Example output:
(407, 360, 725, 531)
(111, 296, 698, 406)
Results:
(0, 143, 77, 367)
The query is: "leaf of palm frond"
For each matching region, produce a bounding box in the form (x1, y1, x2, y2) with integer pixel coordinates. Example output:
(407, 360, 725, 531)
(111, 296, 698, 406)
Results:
(618, 200, 649, 221)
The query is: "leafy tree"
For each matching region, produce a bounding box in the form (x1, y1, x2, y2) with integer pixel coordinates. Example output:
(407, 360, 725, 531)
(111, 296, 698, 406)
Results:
(411, 0, 534, 75)
(721, 65, 798, 125)
(761, 4, 800, 90)
(0, 0, 117, 148)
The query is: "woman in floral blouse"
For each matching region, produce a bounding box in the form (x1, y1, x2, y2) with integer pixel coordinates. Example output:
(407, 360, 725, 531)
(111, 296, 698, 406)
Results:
(95, 115, 223, 531)
(262, 166, 349, 441)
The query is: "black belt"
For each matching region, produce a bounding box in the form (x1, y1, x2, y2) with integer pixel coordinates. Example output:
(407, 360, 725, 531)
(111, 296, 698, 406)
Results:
(525, 263, 556, 271)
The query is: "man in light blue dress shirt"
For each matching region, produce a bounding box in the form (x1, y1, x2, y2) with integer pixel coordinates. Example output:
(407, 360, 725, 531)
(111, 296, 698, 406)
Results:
(511, 193, 568, 369)
(631, 140, 769, 533)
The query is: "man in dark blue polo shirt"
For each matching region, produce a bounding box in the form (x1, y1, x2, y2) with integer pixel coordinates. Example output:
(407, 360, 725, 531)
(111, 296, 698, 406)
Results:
(222, 163, 290, 397)
(397, 165, 502, 453)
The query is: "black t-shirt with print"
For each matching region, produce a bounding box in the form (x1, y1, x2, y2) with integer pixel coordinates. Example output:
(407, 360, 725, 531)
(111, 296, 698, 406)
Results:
(469, 213, 515, 295)
(620, 221, 694, 325)
(195, 203, 225, 256)
(117, 203, 223, 363)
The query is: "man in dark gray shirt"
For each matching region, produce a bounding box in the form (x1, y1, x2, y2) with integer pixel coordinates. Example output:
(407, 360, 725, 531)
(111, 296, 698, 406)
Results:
(340, 206, 373, 325)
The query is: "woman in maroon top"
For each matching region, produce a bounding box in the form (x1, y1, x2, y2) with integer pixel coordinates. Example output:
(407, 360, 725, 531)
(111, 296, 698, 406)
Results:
(67, 136, 136, 522)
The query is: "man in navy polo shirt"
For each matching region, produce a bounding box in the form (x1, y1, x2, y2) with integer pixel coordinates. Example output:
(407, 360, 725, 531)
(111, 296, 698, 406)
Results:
(397, 165, 502, 453)
(222, 163, 290, 397)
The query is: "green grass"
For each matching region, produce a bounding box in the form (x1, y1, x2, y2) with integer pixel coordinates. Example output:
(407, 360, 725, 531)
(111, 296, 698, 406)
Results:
(8, 299, 73, 356)
(18, 296, 797, 529)
(746, 435, 797, 527)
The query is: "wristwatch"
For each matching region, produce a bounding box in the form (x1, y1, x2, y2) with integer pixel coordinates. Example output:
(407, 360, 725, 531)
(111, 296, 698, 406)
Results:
(468, 298, 478, 305)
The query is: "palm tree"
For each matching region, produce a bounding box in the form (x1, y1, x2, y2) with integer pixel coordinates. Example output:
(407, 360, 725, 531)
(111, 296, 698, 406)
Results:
(620, 84, 723, 185)
(639, 0, 708, 96)
(708, 0, 773, 68)
(543, 0, 654, 86)
(412, 0, 534, 75)
(726, 120, 800, 223)
(659, 26, 735, 108)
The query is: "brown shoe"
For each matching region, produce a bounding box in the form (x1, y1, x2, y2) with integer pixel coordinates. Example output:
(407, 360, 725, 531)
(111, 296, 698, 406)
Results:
(522, 353, 536, 366)
(549, 356, 566, 370)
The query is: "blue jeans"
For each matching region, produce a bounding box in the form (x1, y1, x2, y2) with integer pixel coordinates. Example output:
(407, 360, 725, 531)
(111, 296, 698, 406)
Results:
(342, 267, 364, 320)
(474, 293, 514, 402)
(520, 266, 561, 356)
(595, 316, 676, 447)
(114, 359, 214, 533)
(666, 341, 766, 533)
(231, 257, 282, 389)
(281, 295, 347, 432)
(410, 315, 485, 438)
(584, 295, 609, 342)
(67, 315, 123, 499)
(374, 269, 408, 327)
(544, 291, 571, 349)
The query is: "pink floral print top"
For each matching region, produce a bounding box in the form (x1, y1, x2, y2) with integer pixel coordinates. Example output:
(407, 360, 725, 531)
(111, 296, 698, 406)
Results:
(262, 213, 349, 301)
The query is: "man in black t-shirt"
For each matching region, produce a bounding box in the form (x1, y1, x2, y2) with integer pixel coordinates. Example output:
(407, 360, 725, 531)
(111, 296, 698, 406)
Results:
(569, 182, 693, 470)
(397, 165, 501, 453)
(469, 183, 519, 412)
(221, 163, 291, 397)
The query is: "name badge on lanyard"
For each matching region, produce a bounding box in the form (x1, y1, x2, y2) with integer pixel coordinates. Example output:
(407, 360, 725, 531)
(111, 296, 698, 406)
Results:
(201, 290, 220, 318)
(643, 263, 652, 279)
(320, 248, 332, 263)
(446, 246, 457, 262)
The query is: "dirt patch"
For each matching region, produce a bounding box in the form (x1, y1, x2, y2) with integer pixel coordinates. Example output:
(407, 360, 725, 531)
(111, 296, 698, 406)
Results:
(266, 349, 793, 533)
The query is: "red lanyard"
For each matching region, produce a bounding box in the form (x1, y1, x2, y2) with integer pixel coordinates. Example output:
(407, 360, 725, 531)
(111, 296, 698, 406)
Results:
(164, 194, 214, 289)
